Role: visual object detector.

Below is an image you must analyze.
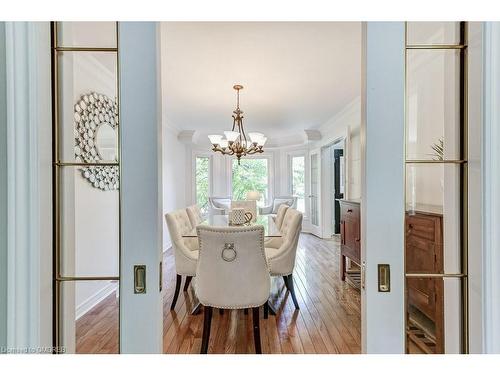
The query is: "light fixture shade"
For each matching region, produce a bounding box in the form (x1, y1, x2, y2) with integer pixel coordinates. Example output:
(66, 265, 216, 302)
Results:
(224, 131, 240, 142)
(219, 139, 229, 148)
(248, 132, 264, 144)
(257, 136, 267, 146)
(246, 191, 261, 201)
(208, 134, 223, 145)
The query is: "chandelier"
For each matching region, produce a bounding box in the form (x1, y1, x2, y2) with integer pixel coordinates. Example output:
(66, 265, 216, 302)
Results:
(208, 85, 267, 164)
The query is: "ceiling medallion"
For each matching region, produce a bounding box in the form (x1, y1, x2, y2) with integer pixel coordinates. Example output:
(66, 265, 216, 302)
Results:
(208, 85, 267, 164)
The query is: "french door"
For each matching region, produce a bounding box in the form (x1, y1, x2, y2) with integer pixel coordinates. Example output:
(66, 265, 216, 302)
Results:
(361, 21, 475, 354)
(52, 21, 163, 354)
(309, 148, 322, 237)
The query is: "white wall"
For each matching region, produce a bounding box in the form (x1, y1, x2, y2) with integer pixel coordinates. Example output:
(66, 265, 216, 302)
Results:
(160, 22, 189, 251)
(161, 126, 188, 250)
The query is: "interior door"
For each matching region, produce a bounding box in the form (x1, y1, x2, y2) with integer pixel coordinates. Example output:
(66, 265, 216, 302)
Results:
(309, 149, 322, 237)
(51, 21, 163, 354)
(333, 148, 344, 234)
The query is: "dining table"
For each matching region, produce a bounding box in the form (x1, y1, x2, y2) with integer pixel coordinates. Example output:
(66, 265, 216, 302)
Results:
(182, 213, 281, 316)
(181, 213, 282, 238)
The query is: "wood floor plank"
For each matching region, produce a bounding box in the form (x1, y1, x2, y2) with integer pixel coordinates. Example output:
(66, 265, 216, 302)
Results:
(75, 233, 360, 354)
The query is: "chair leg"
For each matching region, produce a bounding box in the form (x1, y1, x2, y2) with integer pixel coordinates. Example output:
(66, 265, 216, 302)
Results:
(170, 274, 182, 310)
(183, 276, 192, 291)
(219, 308, 224, 315)
(244, 308, 248, 315)
(252, 307, 262, 354)
(263, 302, 269, 319)
(200, 306, 213, 354)
(285, 274, 300, 310)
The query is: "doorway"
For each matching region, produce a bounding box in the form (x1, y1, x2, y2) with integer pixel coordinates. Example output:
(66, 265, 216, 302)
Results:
(320, 138, 346, 239)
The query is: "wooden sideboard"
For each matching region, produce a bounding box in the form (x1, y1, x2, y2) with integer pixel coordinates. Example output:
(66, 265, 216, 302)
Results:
(339, 199, 361, 288)
(405, 207, 444, 354)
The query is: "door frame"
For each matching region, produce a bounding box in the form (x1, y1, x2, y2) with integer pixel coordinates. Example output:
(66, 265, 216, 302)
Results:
(320, 136, 346, 239)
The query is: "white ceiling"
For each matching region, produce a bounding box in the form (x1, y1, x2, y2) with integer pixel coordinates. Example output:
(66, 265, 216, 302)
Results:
(161, 22, 361, 144)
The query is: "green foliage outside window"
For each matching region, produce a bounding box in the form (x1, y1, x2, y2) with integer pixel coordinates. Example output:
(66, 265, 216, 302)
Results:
(195, 157, 210, 213)
(232, 158, 269, 204)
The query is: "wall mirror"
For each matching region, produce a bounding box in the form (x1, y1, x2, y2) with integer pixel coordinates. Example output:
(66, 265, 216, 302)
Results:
(74, 91, 119, 191)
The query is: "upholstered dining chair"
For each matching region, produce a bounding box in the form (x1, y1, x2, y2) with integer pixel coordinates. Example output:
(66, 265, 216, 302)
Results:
(264, 208, 303, 310)
(186, 204, 203, 228)
(208, 196, 232, 215)
(259, 196, 297, 215)
(231, 200, 257, 222)
(165, 209, 199, 310)
(195, 225, 270, 354)
(273, 204, 290, 230)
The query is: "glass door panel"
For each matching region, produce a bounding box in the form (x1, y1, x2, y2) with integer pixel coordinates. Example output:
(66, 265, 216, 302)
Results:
(404, 21, 467, 354)
(53, 21, 120, 354)
(60, 280, 119, 354)
(310, 153, 319, 226)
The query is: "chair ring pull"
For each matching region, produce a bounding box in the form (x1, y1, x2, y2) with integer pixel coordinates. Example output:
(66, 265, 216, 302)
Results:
(221, 243, 237, 262)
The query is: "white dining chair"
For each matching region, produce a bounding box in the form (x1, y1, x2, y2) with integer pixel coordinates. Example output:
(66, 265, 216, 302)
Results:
(208, 196, 232, 215)
(231, 200, 257, 222)
(186, 204, 203, 228)
(165, 209, 199, 310)
(259, 196, 297, 215)
(195, 225, 270, 354)
(274, 204, 290, 230)
(264, 208, 303, 310)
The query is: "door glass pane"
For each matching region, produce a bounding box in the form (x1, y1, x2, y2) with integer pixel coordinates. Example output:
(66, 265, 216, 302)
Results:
(291, 156, 305, 213)
(310, 154, 319, 226)
(59, 166, 119, 277)
(60, 280, 119, 354)
(57, 22, 117, 48)
(232, 158, 269, 206)
(406, 163, 461, 274)
(406, 277, 463, 354)
(195, 156, 210, 215)
(407, 22, 461, 45)
(57, 51, 118, 163)
(406, 49, 461, 160)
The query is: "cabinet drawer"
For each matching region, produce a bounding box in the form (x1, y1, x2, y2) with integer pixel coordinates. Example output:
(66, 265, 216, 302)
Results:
(341, 203, 360, 220)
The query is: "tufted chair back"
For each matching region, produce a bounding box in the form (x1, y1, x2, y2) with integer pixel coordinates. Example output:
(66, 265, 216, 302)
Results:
(195, 225, 270, 309)
(274, 204, 290, 230)
(267, 208, 303, 276)
(186, 204, 203, 228)
(165, 209, 198, 276)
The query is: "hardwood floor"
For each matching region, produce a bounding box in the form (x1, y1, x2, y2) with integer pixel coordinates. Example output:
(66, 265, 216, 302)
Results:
(75, 233, 361, 354)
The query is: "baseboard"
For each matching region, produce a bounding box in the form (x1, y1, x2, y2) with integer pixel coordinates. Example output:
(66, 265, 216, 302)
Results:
(76, 281, 117, 320)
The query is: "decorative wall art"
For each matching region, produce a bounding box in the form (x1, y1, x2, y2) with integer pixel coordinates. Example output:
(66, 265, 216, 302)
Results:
(74, 92, 119, 191)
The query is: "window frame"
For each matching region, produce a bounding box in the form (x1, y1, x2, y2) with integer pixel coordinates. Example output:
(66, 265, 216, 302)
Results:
(288, 153, 306, 214)
(191, 151, 213, 209)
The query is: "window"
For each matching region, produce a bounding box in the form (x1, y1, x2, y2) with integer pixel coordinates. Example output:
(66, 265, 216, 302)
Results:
(291, 156, 305, 213)
(195, 156, 210, 214)
(232, 158, 269, 205)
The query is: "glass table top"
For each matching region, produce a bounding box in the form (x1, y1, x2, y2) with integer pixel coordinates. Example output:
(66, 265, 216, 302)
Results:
(182, 214, 281, 238)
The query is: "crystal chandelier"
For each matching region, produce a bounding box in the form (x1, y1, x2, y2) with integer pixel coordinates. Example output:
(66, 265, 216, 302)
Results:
(208, 85, 267, 164)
